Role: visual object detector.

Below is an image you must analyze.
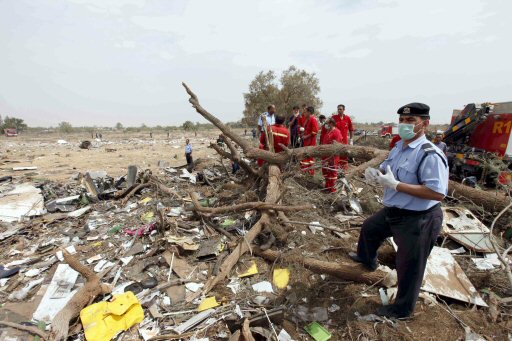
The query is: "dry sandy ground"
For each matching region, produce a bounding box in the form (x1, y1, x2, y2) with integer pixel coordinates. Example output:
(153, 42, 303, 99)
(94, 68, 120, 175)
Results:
(0, 129, 256, 181)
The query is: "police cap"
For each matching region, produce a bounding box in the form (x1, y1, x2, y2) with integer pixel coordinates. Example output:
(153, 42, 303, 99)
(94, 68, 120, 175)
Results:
(397, 103, 430, 117)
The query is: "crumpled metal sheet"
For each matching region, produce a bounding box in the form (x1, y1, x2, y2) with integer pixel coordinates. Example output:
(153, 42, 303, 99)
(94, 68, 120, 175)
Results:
(422, 246, 487, 307)
(0, 184, 46, 222)
(442, 207, 493, 253)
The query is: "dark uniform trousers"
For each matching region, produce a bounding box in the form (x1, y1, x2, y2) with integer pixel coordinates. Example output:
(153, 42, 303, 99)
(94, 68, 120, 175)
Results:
(356, 204, 443, 316)
(185, 153, 194, 172)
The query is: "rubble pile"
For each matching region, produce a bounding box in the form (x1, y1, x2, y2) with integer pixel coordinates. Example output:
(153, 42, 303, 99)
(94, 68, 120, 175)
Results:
(0, 85, 511, 340)
(1, 157, 511, 340)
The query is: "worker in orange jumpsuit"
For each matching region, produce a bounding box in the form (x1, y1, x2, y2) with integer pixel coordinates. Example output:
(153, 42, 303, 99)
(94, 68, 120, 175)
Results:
(300, 106, 319, 175)
(258, 115, 291, 166)
(332, 104, 354, 170)
(321, 117, 343, 192)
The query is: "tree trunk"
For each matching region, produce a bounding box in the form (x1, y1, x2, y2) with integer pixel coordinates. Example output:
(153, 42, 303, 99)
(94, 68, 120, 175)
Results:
(255, 248, 396, 287)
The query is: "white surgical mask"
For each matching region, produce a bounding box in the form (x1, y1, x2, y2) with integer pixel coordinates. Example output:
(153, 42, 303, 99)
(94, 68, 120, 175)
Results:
(324, 124, 331, 130)
(398, 122, 421, 140)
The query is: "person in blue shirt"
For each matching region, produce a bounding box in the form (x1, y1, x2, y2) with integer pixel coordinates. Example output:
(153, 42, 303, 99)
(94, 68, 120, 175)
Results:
(349, 102, 449, 319)
(257, 105, 276, 134)
(185, 139, 193, 172)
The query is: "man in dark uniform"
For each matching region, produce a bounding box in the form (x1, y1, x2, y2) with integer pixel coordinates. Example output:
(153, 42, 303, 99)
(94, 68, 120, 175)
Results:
(349, 102, 449, 319)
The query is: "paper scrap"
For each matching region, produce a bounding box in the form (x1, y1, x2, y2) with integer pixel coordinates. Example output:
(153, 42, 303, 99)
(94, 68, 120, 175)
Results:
(238, 261, 259, 278)
(273, 268, 290, 289)
(197, 296, 220, 312)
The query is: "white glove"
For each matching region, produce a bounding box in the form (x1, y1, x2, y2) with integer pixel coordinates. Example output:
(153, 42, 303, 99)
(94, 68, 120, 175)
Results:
(364, 168, 380, 185)
(349, 139, 354, 145)
(376, 165, 400, 190)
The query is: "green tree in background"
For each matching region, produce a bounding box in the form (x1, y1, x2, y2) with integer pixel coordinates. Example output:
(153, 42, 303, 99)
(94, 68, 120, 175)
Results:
(243, 66, 322, 126)
(1, 116, 28, 132)
(58, 121, 73, 133)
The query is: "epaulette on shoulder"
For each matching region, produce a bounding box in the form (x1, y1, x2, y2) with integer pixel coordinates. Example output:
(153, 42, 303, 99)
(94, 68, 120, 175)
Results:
(421, 142, 436, 154)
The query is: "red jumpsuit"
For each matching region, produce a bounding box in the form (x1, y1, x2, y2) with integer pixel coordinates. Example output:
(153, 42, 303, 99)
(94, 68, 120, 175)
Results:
(390, 135, 401, 150)
(332, 114, 354, 170)
(300, 115, 319, 175)
(319, 124, 328, 145)
(258, 124, 291, 166)
(322, 127, 343, 192)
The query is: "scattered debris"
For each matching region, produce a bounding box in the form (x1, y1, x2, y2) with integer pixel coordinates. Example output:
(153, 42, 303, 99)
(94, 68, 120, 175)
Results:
(0, 184, 46, 222)
(442, 207, 494, 252)
(422, 247, 487, 307)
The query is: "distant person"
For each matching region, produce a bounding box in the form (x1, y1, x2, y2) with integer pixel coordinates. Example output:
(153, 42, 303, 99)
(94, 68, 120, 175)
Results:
(185, 138, 194, 172)
(257, 105, 276, 133)
(333, 104, 354, 145)
(333, 104, 354, 170)
(150, 131, 153, 138)
(217, 134, 225, 146)
(287, 105, 302, 148)
(318, 114, 327, 145)
(95, 133, 98, 138)
(244, 129, 247, 136)
(232, 161, 240, 174)
(167, 130, 170, 139)
(322, 117, 343, 192)
(258, 114, 291, 167)
(251, 128, 257, 139)
(300, 106, 319, 175)
(99, 133, 102, 140)
(433, 131, 447, 155)
(194, 130, 197, 137)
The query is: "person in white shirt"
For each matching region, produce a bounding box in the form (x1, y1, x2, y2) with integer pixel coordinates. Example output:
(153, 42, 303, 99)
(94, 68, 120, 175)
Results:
(257, 105, 276, 133)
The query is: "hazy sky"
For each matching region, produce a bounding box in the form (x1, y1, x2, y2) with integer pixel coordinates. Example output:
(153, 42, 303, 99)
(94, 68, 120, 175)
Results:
(1, 0, 511, 127)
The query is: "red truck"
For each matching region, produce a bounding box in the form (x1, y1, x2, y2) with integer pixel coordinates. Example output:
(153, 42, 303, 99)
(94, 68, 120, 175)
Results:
(380, 124, 398, 138)
(443, 102, 512, 186)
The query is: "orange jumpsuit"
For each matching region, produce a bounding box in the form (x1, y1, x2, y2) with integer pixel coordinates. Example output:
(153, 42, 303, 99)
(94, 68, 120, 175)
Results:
(332, 114, 354, 170)
(322, 127, 343, 192)
(300, 115, 319, 175)
(258, 124, 291, 166)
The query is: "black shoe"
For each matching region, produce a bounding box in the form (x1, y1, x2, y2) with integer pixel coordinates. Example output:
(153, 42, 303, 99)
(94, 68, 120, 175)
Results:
(376, 305, 411, 319)
(348, 252, 378, 271)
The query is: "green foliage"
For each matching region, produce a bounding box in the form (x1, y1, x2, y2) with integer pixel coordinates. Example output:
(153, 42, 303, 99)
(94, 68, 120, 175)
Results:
(182, 121, 195, 131)
(1, 116, 28, 132)
(115, 122, 124, 130)
(58, 121, 73, 133)
(243, 66, 322, 126)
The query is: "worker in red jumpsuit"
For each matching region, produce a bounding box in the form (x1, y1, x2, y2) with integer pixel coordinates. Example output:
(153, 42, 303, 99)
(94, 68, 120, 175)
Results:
(390, 135, 401, 150)
(332, 104, 354, 170)
(258, 115, 291, 166)
(300, 106, 319, 175)
(321, 117, 343, 192)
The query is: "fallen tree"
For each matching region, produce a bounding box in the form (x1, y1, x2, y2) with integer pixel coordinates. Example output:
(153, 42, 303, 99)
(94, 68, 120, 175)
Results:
(254, 248, 397, 287)
(180, 82, 511, 298)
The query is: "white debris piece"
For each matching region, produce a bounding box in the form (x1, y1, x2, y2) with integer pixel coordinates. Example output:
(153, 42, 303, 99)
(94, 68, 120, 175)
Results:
(252, 281, 274, 293)
(472, 253, 502, 270)
(422, 246, 487, 307)
(33, 264, 81, 322)
(0, 184, 46, 222)
(308, 222, 324, 234)
(185, 282, 204, 293)
(56, 245, 77, 261)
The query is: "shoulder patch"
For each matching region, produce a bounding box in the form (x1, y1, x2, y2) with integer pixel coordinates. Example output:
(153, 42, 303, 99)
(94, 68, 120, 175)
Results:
(419, 142, 447, 167)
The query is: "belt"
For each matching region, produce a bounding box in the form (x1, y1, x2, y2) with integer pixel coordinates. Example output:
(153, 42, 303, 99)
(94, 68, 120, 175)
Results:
(385, 203, 440, 217)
